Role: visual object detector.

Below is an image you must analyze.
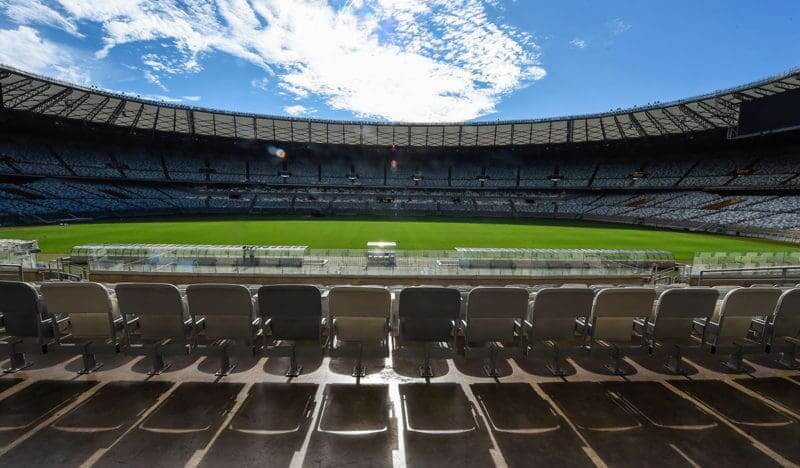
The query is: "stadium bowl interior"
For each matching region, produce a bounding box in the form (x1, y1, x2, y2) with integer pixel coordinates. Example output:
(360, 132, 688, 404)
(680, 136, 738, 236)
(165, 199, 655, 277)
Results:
(1, 65, 800, 467)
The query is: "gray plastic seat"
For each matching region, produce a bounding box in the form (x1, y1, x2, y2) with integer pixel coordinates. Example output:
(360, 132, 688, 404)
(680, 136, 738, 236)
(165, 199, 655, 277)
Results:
(464, 287, 529, 377)
(186, 284, 261, 376)
(697, 287, 781, 372)
(753, 288, 800, 368)
(257, 285, 324, 377)
(527, 287, 595, 375)
(583, 287, 656, 374)
(639, 287, 718, 374)
(0, 281, 64, 373)
(397, 286, 461, 378)
(40, 281, 131, 374)
(328, 286, 391, 378)
(115, 283, 201, 375)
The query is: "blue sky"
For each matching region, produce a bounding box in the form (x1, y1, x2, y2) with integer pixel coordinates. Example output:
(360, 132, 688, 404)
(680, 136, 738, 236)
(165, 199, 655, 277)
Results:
(0, 0, 798, 123)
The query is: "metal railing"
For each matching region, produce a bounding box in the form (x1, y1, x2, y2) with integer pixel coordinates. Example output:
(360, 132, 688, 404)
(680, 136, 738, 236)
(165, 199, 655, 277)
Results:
(0, 263, 24, 281)
(697, 265, 800, 284)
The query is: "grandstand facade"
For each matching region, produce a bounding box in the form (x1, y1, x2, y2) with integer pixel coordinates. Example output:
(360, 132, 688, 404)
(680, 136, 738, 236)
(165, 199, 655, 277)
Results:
(1, 65, 800, 242)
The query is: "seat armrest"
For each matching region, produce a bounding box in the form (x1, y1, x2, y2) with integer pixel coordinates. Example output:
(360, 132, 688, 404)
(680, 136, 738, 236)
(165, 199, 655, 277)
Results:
(126, 316, 139, 327)
(252, 317, 262, 327)
(784, 336, 800, 345)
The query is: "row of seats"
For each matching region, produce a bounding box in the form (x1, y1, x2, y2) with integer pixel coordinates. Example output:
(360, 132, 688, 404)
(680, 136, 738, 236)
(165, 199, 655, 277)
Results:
(1, 281, 798, 379)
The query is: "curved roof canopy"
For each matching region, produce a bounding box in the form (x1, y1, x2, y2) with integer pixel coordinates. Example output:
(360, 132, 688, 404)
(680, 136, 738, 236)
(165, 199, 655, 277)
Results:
(1, 64, 799, 147)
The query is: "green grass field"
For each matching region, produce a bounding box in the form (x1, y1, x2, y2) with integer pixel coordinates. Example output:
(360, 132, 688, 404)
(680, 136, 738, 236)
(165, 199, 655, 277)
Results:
(1, 217, 797, 263)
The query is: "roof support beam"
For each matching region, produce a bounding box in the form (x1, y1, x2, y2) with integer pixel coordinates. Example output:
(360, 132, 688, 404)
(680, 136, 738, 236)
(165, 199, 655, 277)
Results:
(696, 101, 735, 126)
(85, 96, 110, 122)
(547, 121, 553, 144)
(61, 92, 91, 117)
(584, 119, 589, 141)
(189, 111, 196, 135)
(679, 104, 715, 129)
(130, 103, 145, 129)
(771, 81, 796, 91)
(713, 97, 738, 114)
(612, 115, 627, 139)
(566, 120, 573, 143)
(660, 108, 689, 132)
(599, 118, 607, 140)
(627, 113, 647, 137)
(0, 80, 3, 108)
(2, 78, 31, 94)
(643, 110, 667, 135)
(106, 99, 127, 125)
(6, 83, 49, 108)
(31, 88, 72, 114)
(747, 88, 771, 98)
(152, 106, 160, 132)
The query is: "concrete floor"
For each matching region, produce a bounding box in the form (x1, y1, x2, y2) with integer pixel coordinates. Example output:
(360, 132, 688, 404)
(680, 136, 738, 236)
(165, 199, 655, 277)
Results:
(1, 347, 799, 467)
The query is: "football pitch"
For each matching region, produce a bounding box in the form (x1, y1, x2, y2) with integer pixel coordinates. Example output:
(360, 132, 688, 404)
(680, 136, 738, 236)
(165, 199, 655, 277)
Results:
(1, 217, 797, 263)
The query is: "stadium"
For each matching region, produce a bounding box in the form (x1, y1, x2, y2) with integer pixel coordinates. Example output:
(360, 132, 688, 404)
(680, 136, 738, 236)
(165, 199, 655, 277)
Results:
(2, 2, 800, 466)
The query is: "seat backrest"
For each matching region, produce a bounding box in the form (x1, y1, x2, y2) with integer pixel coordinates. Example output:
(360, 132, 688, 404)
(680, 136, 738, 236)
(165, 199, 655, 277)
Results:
(466, 287, 528, 343)
(40, 282, 117, 339)
(257, 285, 321, 341)
(186, 284, 255, 340)
(529, 287, 594, 341)
(591, 288, 656, 342)
(769, 288, 800, 342)
(717, 287, 782, 339)
(651, 288, 718, 341)
(398, 287, 461, 342)
(115, 283, 188, 340)
(0, 281, 44, 338)
(328, 286, 390, 342)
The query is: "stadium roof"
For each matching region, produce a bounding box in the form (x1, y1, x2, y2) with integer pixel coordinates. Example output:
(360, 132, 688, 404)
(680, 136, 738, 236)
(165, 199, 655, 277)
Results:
(1, 64, 799, 147)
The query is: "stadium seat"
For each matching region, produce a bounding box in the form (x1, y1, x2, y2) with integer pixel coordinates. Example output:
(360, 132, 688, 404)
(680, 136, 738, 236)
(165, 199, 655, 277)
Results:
(463, 286, 528, 377)
(115, 283, 202, 375)
(328, 286, 391, 379)
(396, 286, 460, 378)
(695, 287, 782, 372)
(526, 287, 595, 375)
(257, 285, 324, 377)
(751, 288, 800, 368)
(637, 287, 719, 374)
(580, 287, 656, 374)
(40, 282, 132, 374)
(0, 281, 65, 373)
(186, 284, 262, 376)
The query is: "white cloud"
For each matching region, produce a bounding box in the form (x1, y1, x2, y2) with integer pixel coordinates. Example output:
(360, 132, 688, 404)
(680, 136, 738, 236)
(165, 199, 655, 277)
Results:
(570, 38, 586, 49)
(608, 18, 631, 35)
(283, 104, 315, 116)
(0, 25, 89, 83)
(251, 77, 270, 91)
(42, 0, 546, 122)
(0, 0, 83, 37)
(182, 95, 201, 101)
